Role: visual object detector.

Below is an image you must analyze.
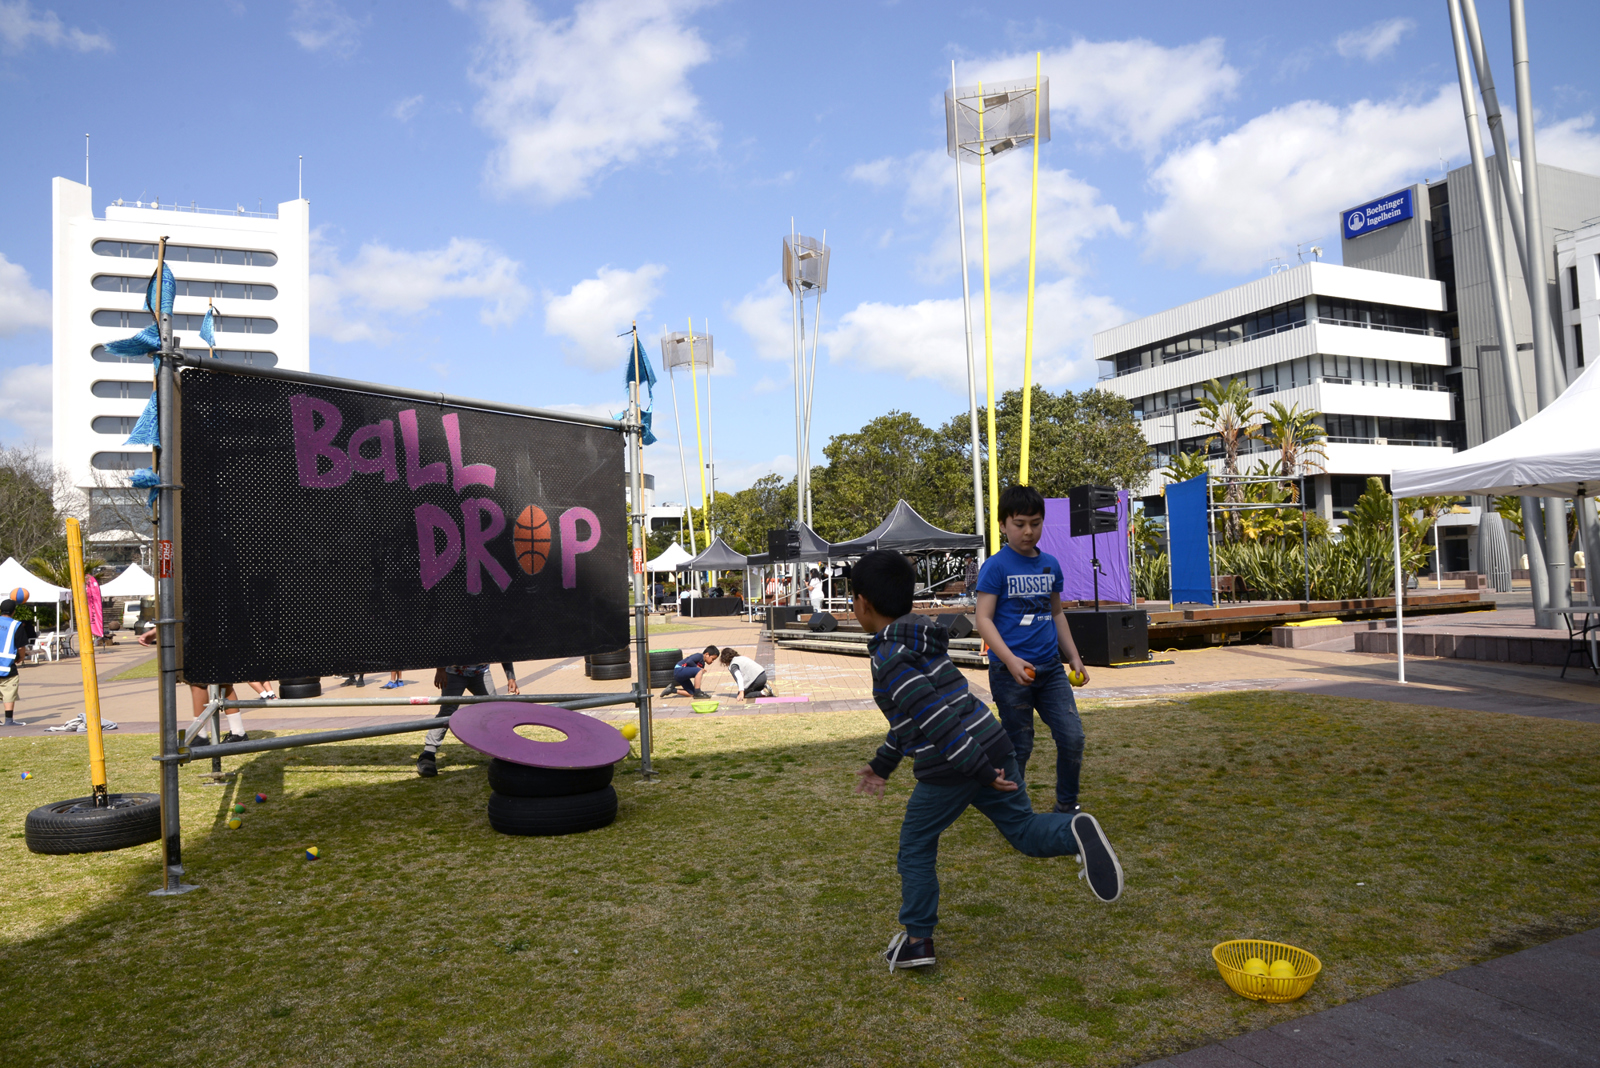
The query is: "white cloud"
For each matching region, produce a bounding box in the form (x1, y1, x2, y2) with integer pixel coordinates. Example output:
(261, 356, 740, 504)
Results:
(289, 0, 366, 56)
(1143, 86, 1463, 273)
(823, 277, 1127, 396)
(1335, 17, 1414, 62)
(0, 253, 50, 336)
(0, 1, 109, 52)
(961, 37, 1240, 156)
(1532, 114, 1600, 176)
(543, 263, 666, 368)
(729, 275, 796, 363)
(312, 232, 533, 344)
(462, 0, 713, 201)
(0, 364, 51, 444)
(392, 94, 425, 122)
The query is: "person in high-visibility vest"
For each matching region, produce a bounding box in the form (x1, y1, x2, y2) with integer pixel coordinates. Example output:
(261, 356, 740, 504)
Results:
(0, 599, 38, 727)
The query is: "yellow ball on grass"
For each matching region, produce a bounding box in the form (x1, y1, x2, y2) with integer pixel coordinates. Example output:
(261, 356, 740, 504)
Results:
(619, 723, 639, 741)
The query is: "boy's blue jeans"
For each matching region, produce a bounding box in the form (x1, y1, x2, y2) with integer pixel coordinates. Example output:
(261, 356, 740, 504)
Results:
(897, 756, 1079, 938)
(987, 660, 1084, 809)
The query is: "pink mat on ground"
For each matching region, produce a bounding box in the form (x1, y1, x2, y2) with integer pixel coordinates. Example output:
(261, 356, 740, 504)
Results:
(755, 695, 810, 704)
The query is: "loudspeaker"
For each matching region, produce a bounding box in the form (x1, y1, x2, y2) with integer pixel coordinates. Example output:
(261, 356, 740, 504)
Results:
(765, 605, 804, 631)
(808, 611, 838, 632)
(946, 614, 975, 640)
(768, 528, 802, 561)
(1068, 485, 1120, 537)
(1064, 609, 1148, 667)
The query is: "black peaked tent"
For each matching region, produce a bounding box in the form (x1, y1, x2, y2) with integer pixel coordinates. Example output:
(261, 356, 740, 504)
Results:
(826, 500, 984, 557)
(745, 522, 831, 566)
(674, 537, 750, 572)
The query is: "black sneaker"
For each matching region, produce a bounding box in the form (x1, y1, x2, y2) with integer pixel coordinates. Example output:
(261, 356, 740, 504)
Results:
(1053, 801, 1081, 815)
(883, 932, 936, 972)
(691, 689, 713, 700)
(660, 687, 678, 699)
(1070, 812, 1123, 903)
(222, 732, 249, 744)
(188, 735, 212, 747)
(416, 750, 438, 778)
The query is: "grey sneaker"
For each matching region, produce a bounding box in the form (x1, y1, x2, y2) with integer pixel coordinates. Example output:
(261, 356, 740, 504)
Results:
(416, 750, 438, 778)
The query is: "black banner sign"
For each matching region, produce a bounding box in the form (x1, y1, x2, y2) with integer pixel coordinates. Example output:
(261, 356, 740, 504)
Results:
(179, 370, 628, 683)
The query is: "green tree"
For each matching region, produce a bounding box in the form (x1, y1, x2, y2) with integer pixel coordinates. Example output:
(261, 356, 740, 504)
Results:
(1161, 449, 1210, 485)
(979, 385, 1151, 498)
(809, 411, 969, 541)
(0, 446, 69, 564)
(1194, 378, 1261, 541)
(1258, 401, 1328, 498)
(721, 474, 798, 554)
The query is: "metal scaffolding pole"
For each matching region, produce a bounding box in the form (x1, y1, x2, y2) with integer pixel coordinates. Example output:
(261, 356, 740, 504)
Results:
(628, 326, 656, 779)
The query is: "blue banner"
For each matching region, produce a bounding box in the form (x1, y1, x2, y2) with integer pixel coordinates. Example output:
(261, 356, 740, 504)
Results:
(1342, 187, 1414, 240)
(1167, 474, 1213, 606)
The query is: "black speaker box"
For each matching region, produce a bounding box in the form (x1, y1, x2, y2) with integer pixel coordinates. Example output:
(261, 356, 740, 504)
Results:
(767, 528, 802, 561)
(765, 605, 804, 631)
(808, 611, 838, 632)
(1064, 609, 1148, 667)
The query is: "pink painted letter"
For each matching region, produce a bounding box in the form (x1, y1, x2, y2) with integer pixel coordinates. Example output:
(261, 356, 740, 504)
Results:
(461, 498, 511, 595)
(348, 419, 399, 482)
(289, 395, 350, 488)
(559, 506, 601, 589)
(442, 413, 496, 492)
(398, 409, 448, 490)
(415, 503, 461, 590)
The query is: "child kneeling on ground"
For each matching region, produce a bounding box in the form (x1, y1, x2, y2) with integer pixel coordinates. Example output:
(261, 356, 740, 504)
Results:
(662, 646, 718, 700)
(719, 648, 774, 701)
(851, 550, 1123, 972)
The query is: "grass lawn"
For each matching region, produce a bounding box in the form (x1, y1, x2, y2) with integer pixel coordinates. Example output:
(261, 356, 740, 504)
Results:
(1, 692, 1597, 1067)
(111, 656, 159, 681)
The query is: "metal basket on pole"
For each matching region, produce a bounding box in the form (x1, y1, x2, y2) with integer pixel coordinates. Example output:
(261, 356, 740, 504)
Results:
(946, 64, 1050, 552)
(784, 229, 830, 530)
(661, 327, 715, 578)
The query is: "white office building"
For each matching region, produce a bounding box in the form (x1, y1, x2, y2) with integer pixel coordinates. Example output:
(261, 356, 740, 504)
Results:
(1095, 261, 1454, 519)
(52, 178, 309, 556)
(1556, 217, 1600, 378)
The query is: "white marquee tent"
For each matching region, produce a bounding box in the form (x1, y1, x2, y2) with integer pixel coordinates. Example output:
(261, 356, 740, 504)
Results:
(646, 542, 693, 573)
(99, 562, 155, 598)
(0, 557, 68, 603)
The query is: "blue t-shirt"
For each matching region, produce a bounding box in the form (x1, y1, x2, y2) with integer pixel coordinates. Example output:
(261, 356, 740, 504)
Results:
(976, 545, 1063, 666)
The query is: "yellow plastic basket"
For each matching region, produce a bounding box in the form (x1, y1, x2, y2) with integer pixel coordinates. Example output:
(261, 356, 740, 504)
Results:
(690, 700, 720, 715)
(1212, 940, 1321, 1003)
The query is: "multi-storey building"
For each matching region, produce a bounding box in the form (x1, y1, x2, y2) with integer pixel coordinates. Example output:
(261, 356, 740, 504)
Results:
(51, 178, 309, 558)
(1555, 216, 1600, 382)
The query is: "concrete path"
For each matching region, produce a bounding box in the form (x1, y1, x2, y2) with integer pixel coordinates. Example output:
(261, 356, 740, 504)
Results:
(1138, 927, 1600, 1067)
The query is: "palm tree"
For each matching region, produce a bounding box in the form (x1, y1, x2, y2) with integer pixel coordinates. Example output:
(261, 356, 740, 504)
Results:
(1161, 449, 1210, 485)
(1258, 401, 1328, 500)
(1194, 377, 1261, 540)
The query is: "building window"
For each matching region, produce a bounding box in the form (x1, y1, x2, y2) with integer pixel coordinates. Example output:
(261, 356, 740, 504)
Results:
(90, 452, 147, 471)
(92, 275, 277, 300)
(91, 240, 277, 267)
(1570, 265, 1581, 311)
(91, 309, 277, 334)
(90, 380, 153, 400)
(1576, 326, 1586, 368)
(91, 416, 141, 435)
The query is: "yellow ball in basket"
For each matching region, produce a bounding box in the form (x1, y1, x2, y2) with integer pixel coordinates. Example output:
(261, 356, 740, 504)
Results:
(1269, 960, 1296, 979)
(619, 722, 639, 741)
(1243, 958, 1269, 976)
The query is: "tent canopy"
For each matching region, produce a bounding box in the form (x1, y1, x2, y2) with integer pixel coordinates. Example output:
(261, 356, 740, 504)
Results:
(99, 562, 155, 598)
(0, 557, 69, 602)
(1391, 360, 1600, 498)
(745, 522, 832, 566)
(645, 542, 693, 572)
(826, 500, 985, 557)
(675, 537, 749, 572)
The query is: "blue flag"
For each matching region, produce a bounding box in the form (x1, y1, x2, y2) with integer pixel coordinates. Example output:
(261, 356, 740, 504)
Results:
(144, 263, 176, 316)
(105, 324, 161, 357)
(123, 394, 159, 446)
(200, 304, 217, 354)
(623, 336, 658, 444)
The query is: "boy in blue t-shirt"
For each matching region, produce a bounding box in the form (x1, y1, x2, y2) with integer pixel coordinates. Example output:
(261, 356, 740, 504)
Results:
(975, 485, 1090, 814)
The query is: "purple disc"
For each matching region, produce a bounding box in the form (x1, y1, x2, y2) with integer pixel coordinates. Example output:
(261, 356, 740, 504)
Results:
(448, 703, 629, 769)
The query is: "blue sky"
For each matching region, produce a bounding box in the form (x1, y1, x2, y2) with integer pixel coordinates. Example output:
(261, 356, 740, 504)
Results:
(2, 0, 1598, 507)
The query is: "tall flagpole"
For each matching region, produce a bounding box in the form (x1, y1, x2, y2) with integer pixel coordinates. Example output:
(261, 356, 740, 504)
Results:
(688, 319, 711, 553)
(667, 350, 696, 555)
(978, 81, 1000, 554)
(1018, 52, 1042, 487)
(704, 318, 715, 537)
(953, 64, 985, 557)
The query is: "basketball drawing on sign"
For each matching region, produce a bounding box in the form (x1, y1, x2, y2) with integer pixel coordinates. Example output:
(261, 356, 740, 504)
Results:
(515, 505, 552, 575)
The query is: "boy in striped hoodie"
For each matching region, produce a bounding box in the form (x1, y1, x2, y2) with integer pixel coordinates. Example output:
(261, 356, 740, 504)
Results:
(851, 550, 1123, 971)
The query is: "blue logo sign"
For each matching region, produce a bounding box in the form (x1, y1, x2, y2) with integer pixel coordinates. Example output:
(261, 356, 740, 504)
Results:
(1342, 188, 1415, 240)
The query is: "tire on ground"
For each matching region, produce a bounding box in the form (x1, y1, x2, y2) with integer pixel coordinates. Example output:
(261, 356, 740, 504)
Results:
(649, 671, 675, 688)
(648, 648, 682, 670)
(588, 648, 630, 666)
(487, 758, 615, 798)
(486, 785, 618, 836)
(25, 793, 162, 855)
(279, 676, 322, 699)
(590, 662, 631, 681)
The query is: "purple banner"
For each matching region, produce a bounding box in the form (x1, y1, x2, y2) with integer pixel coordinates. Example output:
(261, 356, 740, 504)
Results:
(1040, 494, 1132, 604)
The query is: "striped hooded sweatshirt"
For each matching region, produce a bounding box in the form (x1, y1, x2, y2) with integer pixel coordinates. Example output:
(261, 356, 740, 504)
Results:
(866, 615, 1014, 786)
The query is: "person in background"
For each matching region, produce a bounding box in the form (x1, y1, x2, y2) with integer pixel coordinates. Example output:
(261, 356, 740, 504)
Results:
(0, 599, 38, 727)
(137, 627, 247, 743)
(661, 646, 718, 700)
(719, 648, 773, 701)
(809, 569, 825, 615)
(417, 662, 519, 778)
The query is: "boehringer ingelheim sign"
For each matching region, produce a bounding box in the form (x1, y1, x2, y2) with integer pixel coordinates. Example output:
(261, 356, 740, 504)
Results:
(1342, 187, 1415, 241)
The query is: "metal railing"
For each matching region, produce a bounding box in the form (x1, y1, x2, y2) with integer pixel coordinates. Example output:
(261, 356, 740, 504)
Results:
(1325, 435, 1452, 447)
(107, 199, 278, 219)
(1315, 315, 1444, 337)
(1138, 376, 1448, 422)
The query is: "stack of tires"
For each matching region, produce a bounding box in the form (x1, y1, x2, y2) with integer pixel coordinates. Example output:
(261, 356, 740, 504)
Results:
(485, 759, 618, 836)
(648, 648, 681, 692)
(585, 648, 631, 681)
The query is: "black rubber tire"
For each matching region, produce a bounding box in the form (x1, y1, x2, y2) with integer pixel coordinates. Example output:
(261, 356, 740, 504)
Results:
(648, 670, 675, 687)
(487, 758, 615, 798)
(583, 661, 592, 678)
(648, 648, 682, 670)
(589, 648, 630, 666)
(279, 676, 323, 699)
(25, 793, 161, 855)
(486, 786, 618, 836)
(590, 662, 631, 681)
(809, 611, 838, 633)
(946, 614, 975, 640)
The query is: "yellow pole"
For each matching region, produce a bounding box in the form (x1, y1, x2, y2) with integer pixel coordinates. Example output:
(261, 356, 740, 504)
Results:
(979, 82, 1000, 553)
(1019, 53, 1042, 487)
(687, 320, 711, 554)
(65, 518, 108, 799)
